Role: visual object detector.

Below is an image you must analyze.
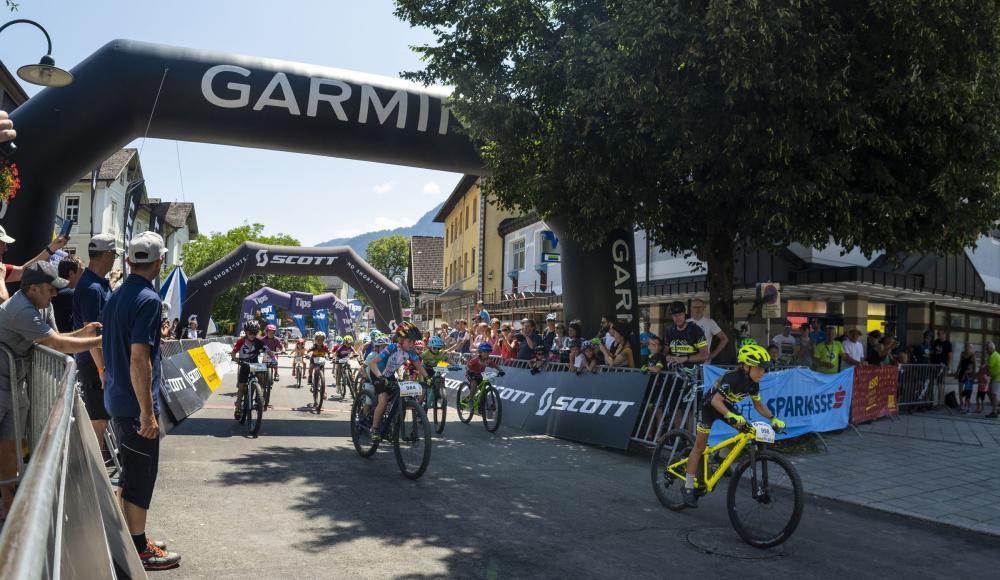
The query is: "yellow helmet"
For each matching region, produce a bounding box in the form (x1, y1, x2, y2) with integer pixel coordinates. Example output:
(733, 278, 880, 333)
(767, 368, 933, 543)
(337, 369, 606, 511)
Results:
(737, 343, 773, 368)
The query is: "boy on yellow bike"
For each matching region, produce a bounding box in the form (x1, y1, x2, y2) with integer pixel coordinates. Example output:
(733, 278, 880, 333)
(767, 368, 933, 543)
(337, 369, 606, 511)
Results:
(684, 343, 784, 507)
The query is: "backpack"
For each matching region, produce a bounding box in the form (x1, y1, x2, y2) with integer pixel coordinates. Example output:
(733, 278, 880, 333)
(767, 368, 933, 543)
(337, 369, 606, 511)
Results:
(944, 391, 960, 409)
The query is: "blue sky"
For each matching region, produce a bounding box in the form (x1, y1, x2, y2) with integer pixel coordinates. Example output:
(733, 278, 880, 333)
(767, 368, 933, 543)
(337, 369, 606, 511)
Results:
(1, 0, 461, 245)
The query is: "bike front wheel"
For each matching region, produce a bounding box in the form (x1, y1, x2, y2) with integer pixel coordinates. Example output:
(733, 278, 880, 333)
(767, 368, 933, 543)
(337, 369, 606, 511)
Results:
(337, 369, 347, 399)
(481, 386, 502, 433)
(393, 399, 432, 480)
(651, 429, 695, 511)
(726, 449, 803, 548)
(456, 383, 474, 424)
(350, 395, 379, 458)
(247, 382, 264, 437)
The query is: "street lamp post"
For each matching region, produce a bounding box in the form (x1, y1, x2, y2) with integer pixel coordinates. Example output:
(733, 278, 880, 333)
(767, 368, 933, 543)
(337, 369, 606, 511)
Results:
(0, 18, 73, 88)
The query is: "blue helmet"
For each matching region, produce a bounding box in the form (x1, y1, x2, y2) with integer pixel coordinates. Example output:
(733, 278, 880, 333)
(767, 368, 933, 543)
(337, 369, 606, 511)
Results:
(477, 342, 493, 353)
(428, 335, 445, 349)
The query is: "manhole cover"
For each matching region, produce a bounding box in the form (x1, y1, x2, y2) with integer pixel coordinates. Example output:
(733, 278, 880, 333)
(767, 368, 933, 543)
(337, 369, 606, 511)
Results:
(686, 528, 784, 559)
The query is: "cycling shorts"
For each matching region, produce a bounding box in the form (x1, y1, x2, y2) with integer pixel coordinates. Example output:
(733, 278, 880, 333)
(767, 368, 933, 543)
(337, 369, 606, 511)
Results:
(237, 364, 266, 384)
(696, 398, 737, 434)
(374, 377, 398, 397)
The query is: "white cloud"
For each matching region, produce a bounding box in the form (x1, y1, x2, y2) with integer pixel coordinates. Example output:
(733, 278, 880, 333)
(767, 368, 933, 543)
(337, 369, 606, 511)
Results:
(373, 181, 395, 194)
(422, 181, 442, 195)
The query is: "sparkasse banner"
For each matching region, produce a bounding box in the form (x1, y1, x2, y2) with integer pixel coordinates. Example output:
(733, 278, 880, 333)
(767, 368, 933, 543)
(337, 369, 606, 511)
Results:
(702, 365, 853, 444)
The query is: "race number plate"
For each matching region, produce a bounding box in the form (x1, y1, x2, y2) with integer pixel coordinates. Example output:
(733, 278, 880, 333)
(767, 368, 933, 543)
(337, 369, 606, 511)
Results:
(337, 358, 351, 364)
(482, 368, 499, 380)
(247, 363, 269, 373)
(312, 357, 327, 366)
(752, 422, 776, 443)
(398, 381, 423, 398)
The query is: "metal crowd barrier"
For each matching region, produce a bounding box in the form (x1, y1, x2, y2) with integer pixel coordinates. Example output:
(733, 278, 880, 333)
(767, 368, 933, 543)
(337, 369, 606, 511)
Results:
(631, 370, 698, 447)
(0, 345, 147, 579)
(896, 363, 946, 409)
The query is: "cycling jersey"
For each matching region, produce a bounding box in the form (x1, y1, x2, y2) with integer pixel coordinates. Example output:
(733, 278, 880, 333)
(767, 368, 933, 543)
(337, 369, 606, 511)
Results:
(333, 344, 354, 360)
(664, 322, 708, 365)
(466, 355, 499, 378)
(262, 336, 283, 353)
(232, 337, 268, 362)
(697, 368, 760, 434)
(376, 343, 420, 377)
(420, 349, 448, 371)
(308, 344, 330, 360)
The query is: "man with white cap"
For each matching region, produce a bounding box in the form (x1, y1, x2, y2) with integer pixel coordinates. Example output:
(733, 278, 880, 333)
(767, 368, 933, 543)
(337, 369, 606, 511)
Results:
(100, 231, 180, 570)
(0, 223, 70, 304)
(0, 261, 102, 519)
(72, 233, 124, 444)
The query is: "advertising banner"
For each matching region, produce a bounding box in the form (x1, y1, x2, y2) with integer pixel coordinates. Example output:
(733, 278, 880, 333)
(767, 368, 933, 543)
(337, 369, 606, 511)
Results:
(313, 308, 329, 334)
(202, 341, 237, 379)
(702, 365, 853, 444)
(348, 299, 364, 320)
(160, 350, 213, 425)
(292, 314, 306, 336)
(440, 366, 649, 449)
(187, 346, 222, 391)
(259, 303, 278, 328)
(850, 365, 899, 424)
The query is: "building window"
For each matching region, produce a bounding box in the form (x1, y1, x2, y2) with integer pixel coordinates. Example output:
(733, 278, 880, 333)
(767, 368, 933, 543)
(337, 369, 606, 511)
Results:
(472, 196, 478, 222)
(465, 206, 469, 230)
(110, 201, 119, 235)
(64, 196, 80, 226)
(968, 315, 981, 330)
(512, 238, 526, 271)
(471, 247, 476, 275)
(64, 247, 76, 256)
(539, 269, 547, 292)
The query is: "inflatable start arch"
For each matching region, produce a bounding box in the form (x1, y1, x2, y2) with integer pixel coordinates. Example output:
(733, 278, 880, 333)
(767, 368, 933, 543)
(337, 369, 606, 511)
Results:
(5, 39, 640, 343)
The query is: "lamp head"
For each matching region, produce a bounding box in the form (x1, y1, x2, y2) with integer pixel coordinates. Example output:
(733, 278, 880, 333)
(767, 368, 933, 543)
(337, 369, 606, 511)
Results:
(18, 54, 73, 87)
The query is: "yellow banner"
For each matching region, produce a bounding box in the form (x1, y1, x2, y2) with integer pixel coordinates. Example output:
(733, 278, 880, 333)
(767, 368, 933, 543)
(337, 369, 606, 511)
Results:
(188, 347, 222, 391)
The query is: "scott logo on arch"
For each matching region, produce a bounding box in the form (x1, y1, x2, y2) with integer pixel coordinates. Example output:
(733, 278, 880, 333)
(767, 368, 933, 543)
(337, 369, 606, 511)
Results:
(255, 249, 338, 267)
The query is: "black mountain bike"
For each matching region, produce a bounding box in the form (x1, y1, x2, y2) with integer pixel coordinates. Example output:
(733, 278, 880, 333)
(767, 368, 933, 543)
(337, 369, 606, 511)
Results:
(334, 357, 354, 400)
(350, 378, 432, 479)
(237, 361, 266, 437)
(423, 364, 451, 434)
(310, 355, 327, 413)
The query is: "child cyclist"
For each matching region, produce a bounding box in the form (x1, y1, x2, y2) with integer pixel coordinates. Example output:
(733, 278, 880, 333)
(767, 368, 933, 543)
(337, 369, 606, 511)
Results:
(261, 324, 285, 381)
(462, 343, 505, 413)
(291, 338, 308, 385)
(683, 343, 785, 507)
(307, 331, 331, 386)
(420, 335, 449, 373)
(364, 335, 390, 382)
(366, 322, 428, 442)
(230, 321, 271, 420)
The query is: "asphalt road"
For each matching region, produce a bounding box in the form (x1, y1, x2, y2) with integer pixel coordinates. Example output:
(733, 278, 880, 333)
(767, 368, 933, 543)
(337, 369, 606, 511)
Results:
(151, 366, 1000, 579)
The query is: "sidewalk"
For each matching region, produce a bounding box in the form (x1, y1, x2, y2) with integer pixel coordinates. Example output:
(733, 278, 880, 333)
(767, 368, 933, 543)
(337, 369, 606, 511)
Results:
(790, 411, 1000, 537)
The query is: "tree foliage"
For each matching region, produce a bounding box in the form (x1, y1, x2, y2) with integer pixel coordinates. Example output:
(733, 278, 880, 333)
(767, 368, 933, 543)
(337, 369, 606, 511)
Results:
(366, 234, 410, 282)
(395, 0, 1000, 338)
(176, 223, 325, 325)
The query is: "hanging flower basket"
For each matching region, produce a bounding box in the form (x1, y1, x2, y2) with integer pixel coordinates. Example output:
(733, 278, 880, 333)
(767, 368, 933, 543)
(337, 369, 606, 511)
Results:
(0, 161, 21, 203)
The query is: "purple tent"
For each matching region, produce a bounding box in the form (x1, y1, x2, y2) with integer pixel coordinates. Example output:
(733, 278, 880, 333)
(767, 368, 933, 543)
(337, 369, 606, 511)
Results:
(239, 287, 353, 336)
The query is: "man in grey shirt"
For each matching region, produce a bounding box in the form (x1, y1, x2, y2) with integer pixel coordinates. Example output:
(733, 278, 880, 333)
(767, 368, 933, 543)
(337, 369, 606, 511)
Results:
(0, 262, 101, 517)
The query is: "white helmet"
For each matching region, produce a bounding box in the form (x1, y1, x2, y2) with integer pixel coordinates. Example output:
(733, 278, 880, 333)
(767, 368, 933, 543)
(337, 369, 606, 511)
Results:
(314, 331, 326, 341)
(373, 335, 390, 346)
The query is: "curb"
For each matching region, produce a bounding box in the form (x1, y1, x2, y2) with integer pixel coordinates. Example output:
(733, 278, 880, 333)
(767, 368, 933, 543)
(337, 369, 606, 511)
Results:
(805, 490, 1000, 538)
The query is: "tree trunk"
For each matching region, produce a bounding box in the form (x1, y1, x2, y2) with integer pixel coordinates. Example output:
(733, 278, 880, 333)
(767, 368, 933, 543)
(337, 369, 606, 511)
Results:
(704, 226, 737, 364)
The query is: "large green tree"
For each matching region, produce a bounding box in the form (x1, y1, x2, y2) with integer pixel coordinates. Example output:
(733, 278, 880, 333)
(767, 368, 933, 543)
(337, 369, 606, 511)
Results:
(366, 234, 410, 283)
(176, 223, 325, 326)
(395, 0, 1000, 351)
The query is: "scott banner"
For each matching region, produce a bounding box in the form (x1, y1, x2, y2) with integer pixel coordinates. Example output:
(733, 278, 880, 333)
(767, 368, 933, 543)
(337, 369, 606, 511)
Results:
(441, 366, 649, 449)
(702, 365, 854, 444)
(160, 341, 236, 429)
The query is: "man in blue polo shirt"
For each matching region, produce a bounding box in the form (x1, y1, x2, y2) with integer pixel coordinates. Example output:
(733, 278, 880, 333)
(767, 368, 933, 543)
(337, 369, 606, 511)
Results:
(102, 231, 180, 571)
(72, 233, 121, 444)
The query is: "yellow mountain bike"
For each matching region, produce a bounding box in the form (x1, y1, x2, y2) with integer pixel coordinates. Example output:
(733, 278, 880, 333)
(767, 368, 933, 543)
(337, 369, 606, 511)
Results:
(651, 422, 803, 548)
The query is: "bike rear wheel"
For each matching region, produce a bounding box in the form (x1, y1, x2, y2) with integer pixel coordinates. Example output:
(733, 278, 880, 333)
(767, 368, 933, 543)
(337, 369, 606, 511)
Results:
(393, 399, 432, 479)
(313, 370, 325, 411)
(350, 395, 379, 457)
(247, 381, 264, 437)
(337, 368, 347, 399)
(726, 449, 803, 548)
(651, 429, 695, 511)
(431, 383, 447, 434)
(263, 384, 272, 411)
(481, 386, 502, 432)
(456, 383, 474, 423)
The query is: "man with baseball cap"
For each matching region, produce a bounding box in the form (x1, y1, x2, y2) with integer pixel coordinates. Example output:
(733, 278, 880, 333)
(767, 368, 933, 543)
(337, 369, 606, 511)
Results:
(72, 233, 124, 445)
(0, 261, 102, 518)
(0, 223, 70, 304)
(100, 231, 180, 570)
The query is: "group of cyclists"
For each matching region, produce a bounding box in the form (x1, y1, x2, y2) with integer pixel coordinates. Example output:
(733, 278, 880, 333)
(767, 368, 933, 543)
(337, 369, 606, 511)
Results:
(228, 319, 505, 434)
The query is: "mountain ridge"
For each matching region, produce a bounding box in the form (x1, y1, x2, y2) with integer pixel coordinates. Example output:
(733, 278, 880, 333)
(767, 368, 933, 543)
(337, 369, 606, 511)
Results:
(316, 202, 444, 257)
